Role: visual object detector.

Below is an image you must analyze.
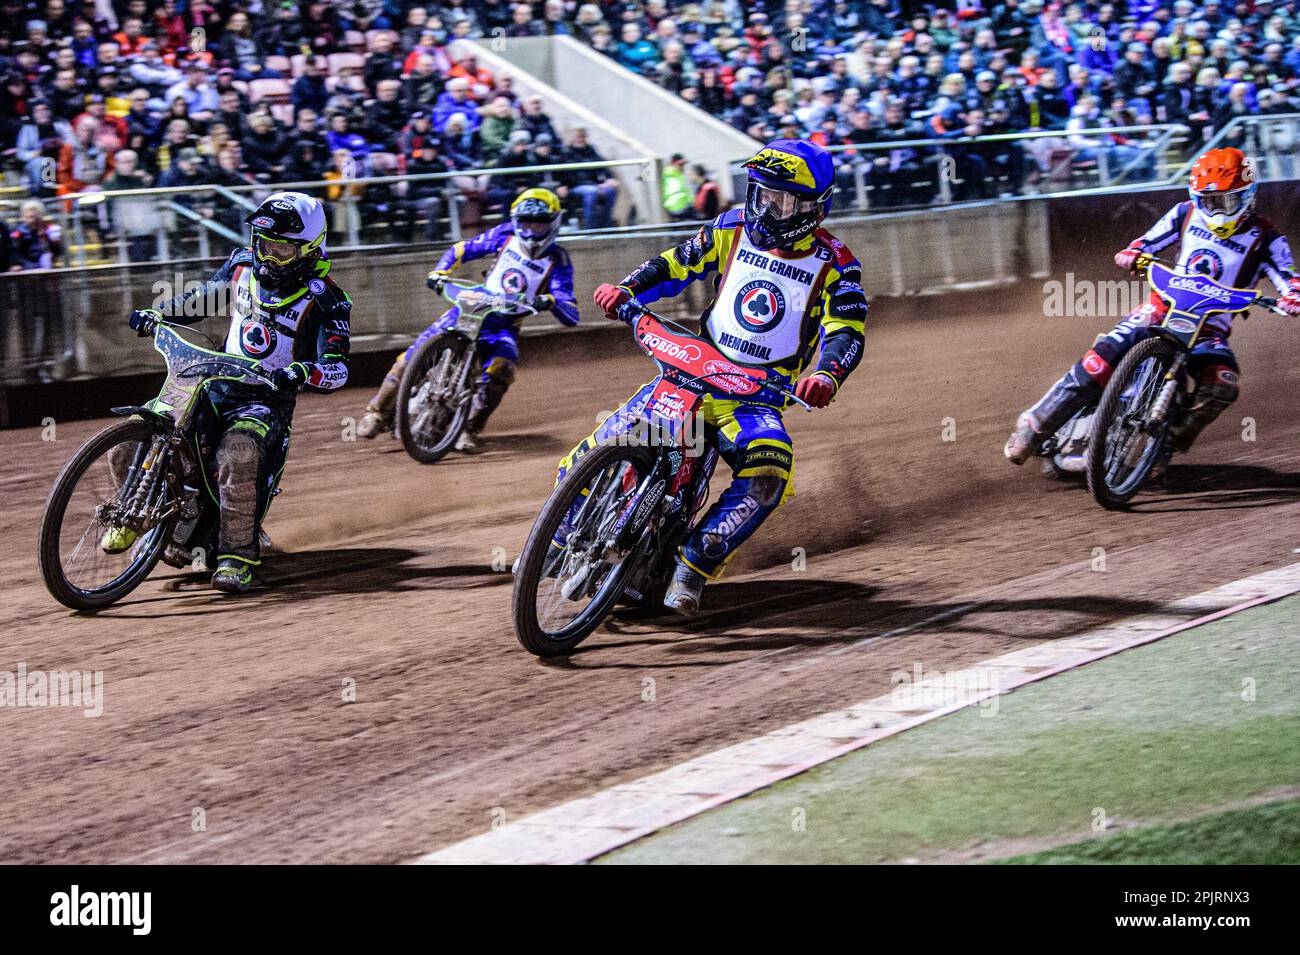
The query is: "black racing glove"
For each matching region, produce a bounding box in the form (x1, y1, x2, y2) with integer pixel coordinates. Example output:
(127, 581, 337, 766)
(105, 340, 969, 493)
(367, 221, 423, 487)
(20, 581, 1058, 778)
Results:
(270, 362, 310, 392)
(128, 308, 162, 337)
(533, 294, 555, 312)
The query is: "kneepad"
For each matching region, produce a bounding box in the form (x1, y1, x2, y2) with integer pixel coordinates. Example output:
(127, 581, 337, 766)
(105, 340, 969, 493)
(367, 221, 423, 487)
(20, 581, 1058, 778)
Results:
(216, 428, 264, 474)
(744, 475, 786, 508)
(1196, 365, 1240, 407)
(484, 357, 517, 384)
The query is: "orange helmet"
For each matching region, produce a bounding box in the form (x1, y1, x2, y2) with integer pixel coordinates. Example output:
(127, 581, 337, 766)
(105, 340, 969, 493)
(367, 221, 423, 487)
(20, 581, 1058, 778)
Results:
(1189, 147, 1257, 239)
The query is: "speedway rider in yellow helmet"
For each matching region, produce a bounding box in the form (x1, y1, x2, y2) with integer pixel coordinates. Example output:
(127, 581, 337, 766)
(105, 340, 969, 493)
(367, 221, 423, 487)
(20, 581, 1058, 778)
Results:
(563, 139, 869, 615)
(356, 187, 580, 451)
(118, 191, 352, 593)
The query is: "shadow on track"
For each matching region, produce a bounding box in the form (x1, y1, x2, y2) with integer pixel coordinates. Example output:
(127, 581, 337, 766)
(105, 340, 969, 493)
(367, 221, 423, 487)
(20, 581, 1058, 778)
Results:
(546, 578, 1176, 667)
(78, 547, 507, 618)
(1131, 464, 1300, 513)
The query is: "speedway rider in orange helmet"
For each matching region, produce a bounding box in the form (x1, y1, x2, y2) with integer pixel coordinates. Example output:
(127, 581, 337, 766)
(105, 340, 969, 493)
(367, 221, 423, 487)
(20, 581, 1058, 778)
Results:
(1006, 147, 1300, 467)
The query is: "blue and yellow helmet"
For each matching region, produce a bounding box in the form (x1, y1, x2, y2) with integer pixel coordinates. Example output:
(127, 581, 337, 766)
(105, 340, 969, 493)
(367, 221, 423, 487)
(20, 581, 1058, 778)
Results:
(511, 187, 562, 257)
(742, 139, 835, 251)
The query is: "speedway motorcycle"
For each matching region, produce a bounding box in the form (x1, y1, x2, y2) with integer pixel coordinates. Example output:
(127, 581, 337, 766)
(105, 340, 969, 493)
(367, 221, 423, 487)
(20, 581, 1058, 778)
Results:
(511, 300, 811, 657)
(395, 276, 537, 463)
(1083, 259, 1284, 509)
(38, 318, 285, 609)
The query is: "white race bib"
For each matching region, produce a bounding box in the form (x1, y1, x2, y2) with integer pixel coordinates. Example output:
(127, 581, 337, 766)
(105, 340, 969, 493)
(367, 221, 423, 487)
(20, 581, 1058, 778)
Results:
(705, 229, 829, 366)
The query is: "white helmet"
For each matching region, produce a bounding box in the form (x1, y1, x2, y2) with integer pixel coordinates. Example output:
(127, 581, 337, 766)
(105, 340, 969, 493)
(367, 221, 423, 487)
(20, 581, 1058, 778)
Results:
(245, 191, 328, 291)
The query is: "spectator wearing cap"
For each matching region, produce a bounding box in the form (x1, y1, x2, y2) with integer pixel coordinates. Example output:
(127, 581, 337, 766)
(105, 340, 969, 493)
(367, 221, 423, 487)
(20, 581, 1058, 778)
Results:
(94, 69, 132, 119)
(397, 109, 438, 158)
(128, 43, 182, 96)
(485, 128, 537, 212)
(1113, 42, 1157, 104)
(433, 77, 481, 133)
(78, 93, 127, 149)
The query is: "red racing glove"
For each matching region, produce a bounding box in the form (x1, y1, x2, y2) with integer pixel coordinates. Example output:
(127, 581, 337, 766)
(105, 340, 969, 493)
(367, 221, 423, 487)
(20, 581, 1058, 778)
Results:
(1114, 245, 1146, 273)
(1278, 279, 1300, 316)
(593, 283, 631, 319)
(794, 373, 836, 409)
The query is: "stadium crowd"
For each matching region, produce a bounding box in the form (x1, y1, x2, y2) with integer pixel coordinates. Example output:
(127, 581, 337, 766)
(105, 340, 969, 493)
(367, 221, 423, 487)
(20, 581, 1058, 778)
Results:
(4, 0, 1300, 262)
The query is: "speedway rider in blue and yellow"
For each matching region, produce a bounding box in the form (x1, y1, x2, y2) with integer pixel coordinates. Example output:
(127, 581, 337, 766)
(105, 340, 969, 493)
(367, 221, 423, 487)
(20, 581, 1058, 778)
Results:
(572, 139, 869, 615)
(356, 188, 580, 451)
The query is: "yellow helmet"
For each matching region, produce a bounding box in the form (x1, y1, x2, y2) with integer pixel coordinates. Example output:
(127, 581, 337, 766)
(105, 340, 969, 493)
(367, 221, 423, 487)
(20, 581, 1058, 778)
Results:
(510, 188, 562, 257)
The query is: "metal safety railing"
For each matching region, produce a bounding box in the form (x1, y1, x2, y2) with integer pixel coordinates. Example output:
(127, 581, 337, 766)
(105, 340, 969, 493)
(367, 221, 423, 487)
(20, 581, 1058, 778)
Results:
(731, 123, 1192, 213)
(1168, 112, 1300, 183)
(0, 156, 660, 269)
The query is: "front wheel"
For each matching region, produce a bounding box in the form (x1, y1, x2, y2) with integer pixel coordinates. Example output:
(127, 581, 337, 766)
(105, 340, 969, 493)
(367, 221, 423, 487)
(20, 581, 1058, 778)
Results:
(396, 332, 479, 464)
(1086, 336, 1180, 509)
(513, 443, 659, 657)
(38, 418, 178, 609)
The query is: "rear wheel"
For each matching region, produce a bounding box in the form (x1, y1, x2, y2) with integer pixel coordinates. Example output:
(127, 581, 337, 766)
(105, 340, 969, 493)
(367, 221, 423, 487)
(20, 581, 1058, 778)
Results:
(513, 443, 659, 657)
(1086, 336, 1179, 509)
(38, 419, 178, 610)
(396, 333, 478, 464)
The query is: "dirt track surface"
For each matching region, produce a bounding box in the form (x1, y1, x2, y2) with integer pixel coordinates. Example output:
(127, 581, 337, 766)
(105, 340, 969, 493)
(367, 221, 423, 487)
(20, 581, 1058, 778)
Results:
(3, 291, 1300, 864)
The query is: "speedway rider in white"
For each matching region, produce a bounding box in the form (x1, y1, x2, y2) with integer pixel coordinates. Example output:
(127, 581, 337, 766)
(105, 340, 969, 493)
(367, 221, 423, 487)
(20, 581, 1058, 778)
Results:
(117, 192, 352, 592)
(1006, 147, 1300, 468)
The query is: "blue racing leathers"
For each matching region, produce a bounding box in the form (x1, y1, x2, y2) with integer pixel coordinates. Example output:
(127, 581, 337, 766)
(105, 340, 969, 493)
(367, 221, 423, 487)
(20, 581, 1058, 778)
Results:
(366, 221, 579, 432)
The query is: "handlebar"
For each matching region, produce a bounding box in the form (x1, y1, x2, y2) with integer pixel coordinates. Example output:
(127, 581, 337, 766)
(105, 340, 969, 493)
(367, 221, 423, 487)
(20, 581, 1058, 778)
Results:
(616, 299, 815, 410)
(148, 319, 282, 391)
(1134, 254, 1286, 315)
(428, 273, 538, 316)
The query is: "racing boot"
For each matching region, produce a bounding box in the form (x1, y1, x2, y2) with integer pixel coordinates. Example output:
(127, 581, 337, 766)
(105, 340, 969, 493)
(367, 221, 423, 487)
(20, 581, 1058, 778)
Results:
(663, 560, 707, 616)
(356, 372, 402, 440)
(211, 557, 255, 593)
(99, 525, 138, 554)
(455, 429, 484, 454)
(1005, 377, 1095, 465)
